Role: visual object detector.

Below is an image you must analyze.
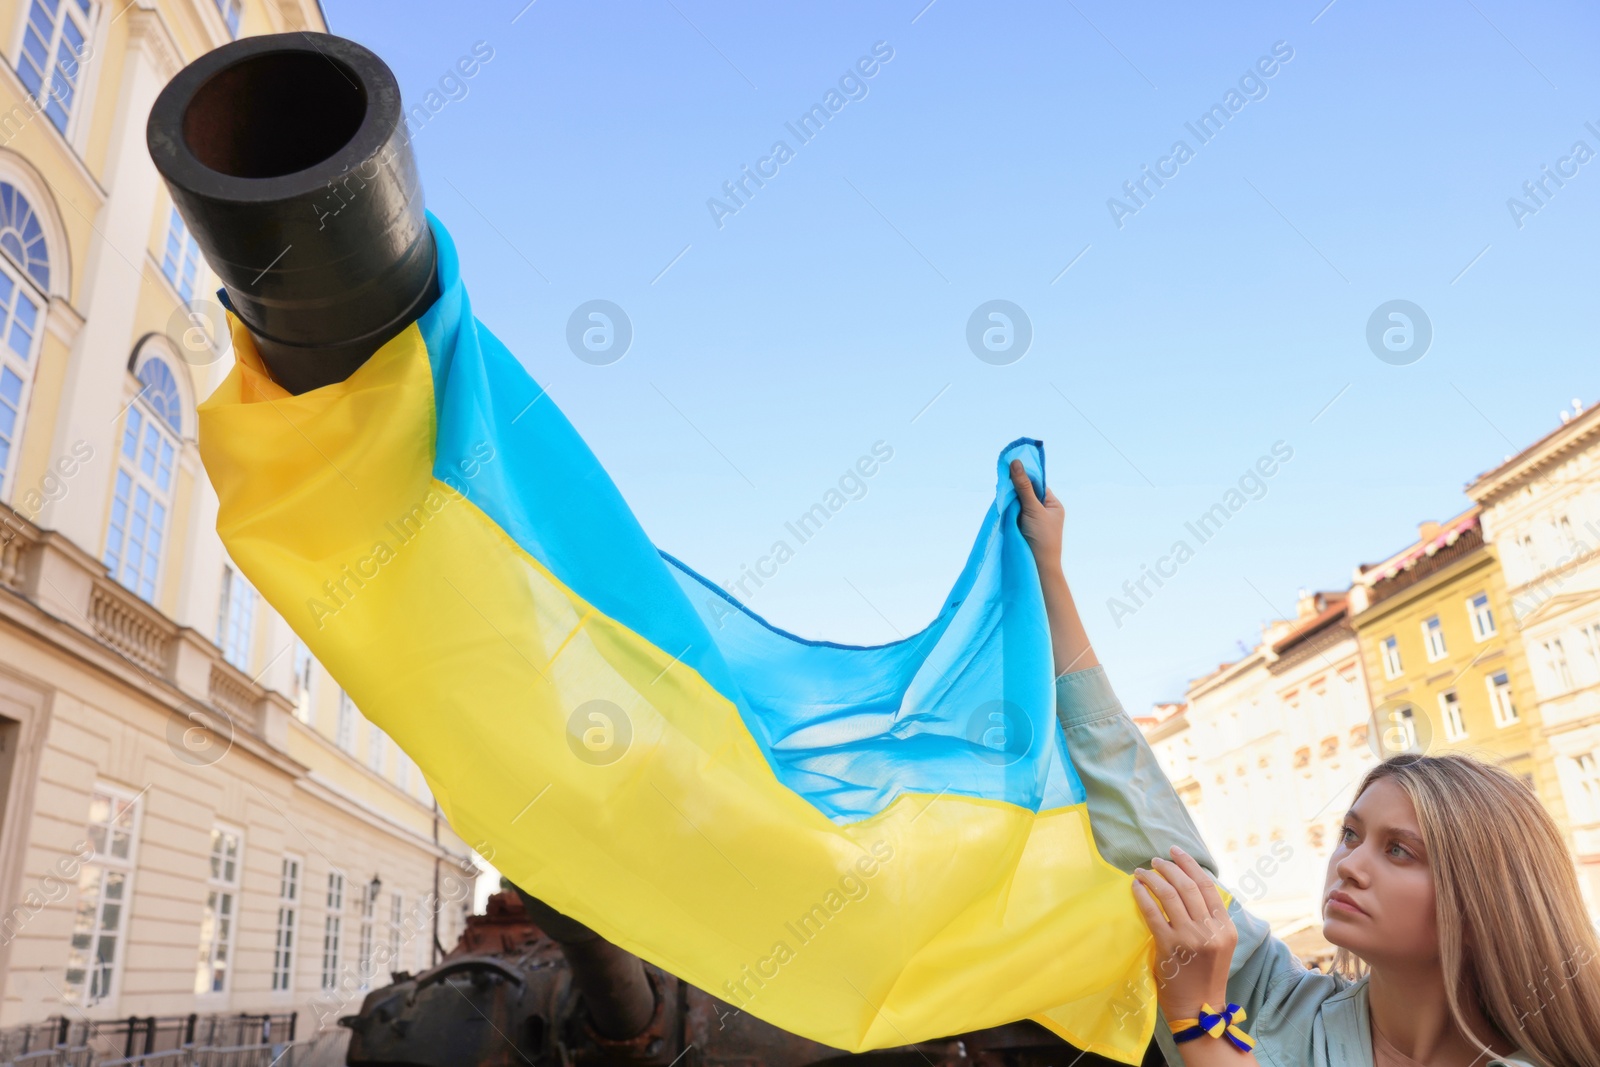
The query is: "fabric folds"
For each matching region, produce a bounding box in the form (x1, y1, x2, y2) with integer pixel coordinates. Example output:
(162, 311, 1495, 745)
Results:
(197, 213, 1158, 1062)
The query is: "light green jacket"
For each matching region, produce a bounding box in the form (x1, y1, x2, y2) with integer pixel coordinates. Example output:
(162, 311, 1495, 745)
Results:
(1055, 665, 1540, 1067)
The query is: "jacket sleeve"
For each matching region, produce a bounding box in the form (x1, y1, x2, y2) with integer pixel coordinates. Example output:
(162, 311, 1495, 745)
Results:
(1054, 665, 1345, 1065)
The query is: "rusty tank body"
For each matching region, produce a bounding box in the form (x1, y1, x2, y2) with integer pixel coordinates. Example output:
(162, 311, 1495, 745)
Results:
(339, 888, 1156, 1067)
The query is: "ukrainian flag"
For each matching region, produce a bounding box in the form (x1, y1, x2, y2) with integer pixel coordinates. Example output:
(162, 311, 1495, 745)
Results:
(198, 214, 1157, 1061)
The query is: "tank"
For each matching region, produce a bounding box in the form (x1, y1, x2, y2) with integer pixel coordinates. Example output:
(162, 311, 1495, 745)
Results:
(339, 889, 1152, 1067)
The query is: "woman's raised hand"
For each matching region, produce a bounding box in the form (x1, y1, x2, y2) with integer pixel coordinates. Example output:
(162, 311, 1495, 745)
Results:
(1008, 458, 1063, 568)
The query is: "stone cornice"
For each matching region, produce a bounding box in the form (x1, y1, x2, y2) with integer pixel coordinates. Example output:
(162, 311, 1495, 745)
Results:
(126, 6, 185, 83)
(1467, 403, 1600, 507)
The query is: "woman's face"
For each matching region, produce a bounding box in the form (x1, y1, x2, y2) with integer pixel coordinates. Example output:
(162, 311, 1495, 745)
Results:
(1321, 777, 1438, 965)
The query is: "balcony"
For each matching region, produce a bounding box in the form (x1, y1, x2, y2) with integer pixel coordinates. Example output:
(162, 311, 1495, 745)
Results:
(1, 502, 280, 740)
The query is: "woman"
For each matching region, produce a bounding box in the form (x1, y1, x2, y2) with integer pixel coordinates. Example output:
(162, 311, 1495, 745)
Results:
(1007, 461, 1600, 1067)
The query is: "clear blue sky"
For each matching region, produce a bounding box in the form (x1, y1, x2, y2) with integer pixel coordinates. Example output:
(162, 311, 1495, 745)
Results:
(323, 0, 1598, 716)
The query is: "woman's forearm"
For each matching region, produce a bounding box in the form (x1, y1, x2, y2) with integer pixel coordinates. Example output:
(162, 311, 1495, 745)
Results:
(1036, 557, 1099, 676)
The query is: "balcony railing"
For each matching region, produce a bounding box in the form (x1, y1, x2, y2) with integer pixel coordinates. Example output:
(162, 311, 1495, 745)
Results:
(0, 502, 282, 742)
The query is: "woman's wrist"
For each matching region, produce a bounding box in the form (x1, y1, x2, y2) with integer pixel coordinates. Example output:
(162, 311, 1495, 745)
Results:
(1165, 992, 1232, 1021)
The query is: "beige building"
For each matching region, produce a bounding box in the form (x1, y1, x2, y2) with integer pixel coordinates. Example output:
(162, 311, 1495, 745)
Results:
(1467, 399, 1600, 909)
(0, 0, 475, 1034)
(1140, 591, 1375, 964)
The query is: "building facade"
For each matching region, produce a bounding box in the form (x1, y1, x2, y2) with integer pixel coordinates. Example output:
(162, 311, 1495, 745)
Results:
(1158, 591, 1373, 963)
(1346, 509, 1562, 830)
(1467, 399, 1600, 909)
(0, 0, 475, 1032)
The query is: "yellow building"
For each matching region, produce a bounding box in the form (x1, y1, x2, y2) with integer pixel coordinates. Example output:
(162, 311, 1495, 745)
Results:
(1347, 509, 1565, 827)
(0, 0, 476, 1039)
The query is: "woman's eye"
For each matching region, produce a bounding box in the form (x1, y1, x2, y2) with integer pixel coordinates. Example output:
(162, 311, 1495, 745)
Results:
(1387, 843, 1410, 860)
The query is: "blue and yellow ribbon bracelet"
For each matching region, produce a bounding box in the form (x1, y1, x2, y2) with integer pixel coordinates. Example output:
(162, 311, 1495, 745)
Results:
(1170, 1002, 1256, 1052)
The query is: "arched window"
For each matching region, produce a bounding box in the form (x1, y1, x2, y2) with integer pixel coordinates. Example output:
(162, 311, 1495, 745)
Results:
(0, 183, 49, 290)
(0, 183, 49, 503)
(136, 356, 182, 435)
(104, 355, 180, 602)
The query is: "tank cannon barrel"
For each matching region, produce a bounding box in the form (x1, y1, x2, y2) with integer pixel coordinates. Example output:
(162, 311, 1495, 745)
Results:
(146, 32, 438, 395)
(511, 888, 659, 1043)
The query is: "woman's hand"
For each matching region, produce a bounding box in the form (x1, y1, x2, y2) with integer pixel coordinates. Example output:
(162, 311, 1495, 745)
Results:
(1008, 458, 1064, 568)
(1008, 458, 1097, 673)
(1132, 845, 1238, 1021)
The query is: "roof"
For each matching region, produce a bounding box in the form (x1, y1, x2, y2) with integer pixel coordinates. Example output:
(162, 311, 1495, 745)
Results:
(1270, 594, 1348, 656)
(1355, 507, 1479, 583)
(1466, 398, 1600, 504)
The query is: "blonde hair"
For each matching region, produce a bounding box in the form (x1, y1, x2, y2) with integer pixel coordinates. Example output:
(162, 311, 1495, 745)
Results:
(1333, 752, 1600, 1067)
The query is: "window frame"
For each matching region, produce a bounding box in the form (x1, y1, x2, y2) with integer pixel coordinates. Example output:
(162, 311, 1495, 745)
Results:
(1422, 615, 1448, 663)
(336, 690, 356, 753)
(291, 639, 316, 724)
(366, 721, 385, 775)
(195, 824, 244, 995)
(387, 891, 404, 973)
(1486, 670, 1518, 728)
(216, 562, 256, 671)
(104, 368, 180, 603)
(272, 853, 301, 993)
(358, 880, 376, 991)
(211, 0, 242, 37)
(1576, 753, 1600, 823)
(11, 0, 98, 142)
(63, 783, 141, 1009)
(1467, 592, 1497, 642)
(159, 205, 203, 303)
(0, 259, 42, 506)
(321, 870, 344, 990)
(1380, 634, 1403, 679)
(1546, 638, 1574, 692)
(1438, 688, 1466, 742)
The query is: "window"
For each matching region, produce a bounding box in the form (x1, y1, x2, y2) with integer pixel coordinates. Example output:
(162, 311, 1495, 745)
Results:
(1576, 754, 1600, 822)
(1487, 670, 1518, 727)
(216, 564, 256, 671)
(321, 871, 344, 990)
(336, 691, 355, 753)
(1545, 638, 1574, 691)
(1522, 533, 1542, 571)
(1422, 616, 1448, 662)
(1379, 704, 1420, 754)
(0, 186, 48, 501)
(1381, 635, 1403, 679)
(1581, 624, 1600, 683)
(358, 881, 376, 991)
(272, 855, 300, 992)
(63, 787, 138, 1007)
(104, 360, 180, 602)
(1557, 515, 1577, 553)
(1438, 689, 1466, 741)
(291, 640, 315, 724)
(396, 748, 412, 793)
(1468, 593, 1497, 641)
(366, 722, 385, 774)
(161, 207, 202, 302)
(387, 893, 403, 974)
(16, 0, 94, 135)
(213, 0, 242, 36)
(195, 826, 242, 994)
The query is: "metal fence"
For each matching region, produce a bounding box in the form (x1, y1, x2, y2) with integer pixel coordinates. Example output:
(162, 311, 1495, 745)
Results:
(0, 1015, 299, 1067)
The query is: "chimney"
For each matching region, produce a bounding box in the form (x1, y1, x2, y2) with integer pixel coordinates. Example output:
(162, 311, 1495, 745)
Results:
(1295, 588, 1323, 619)
(1418, 520, 1441, 544)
